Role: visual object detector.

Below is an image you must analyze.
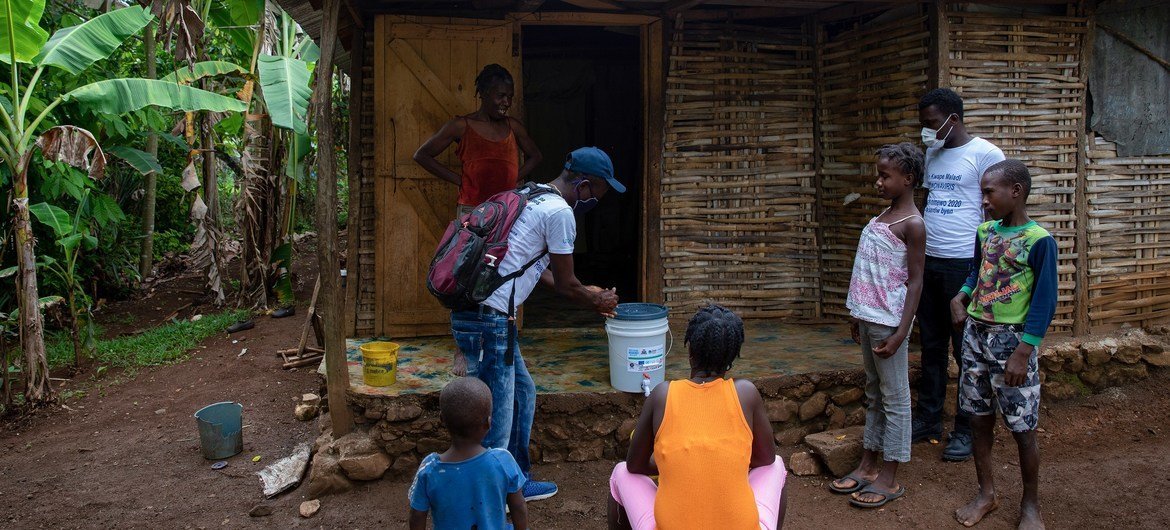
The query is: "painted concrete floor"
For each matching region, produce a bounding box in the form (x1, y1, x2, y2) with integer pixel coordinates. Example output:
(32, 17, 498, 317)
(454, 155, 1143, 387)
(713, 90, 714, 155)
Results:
(330, 321, 877, 398)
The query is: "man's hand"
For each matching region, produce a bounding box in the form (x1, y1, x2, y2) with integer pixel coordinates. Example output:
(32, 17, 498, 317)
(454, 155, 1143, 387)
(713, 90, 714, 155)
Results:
(587, 286, 618, 318)
(1004, 342, 1034, 387)
(872, 331, 906, 359)
(950, 296, 969, 331)
(850, 319, 860, 345)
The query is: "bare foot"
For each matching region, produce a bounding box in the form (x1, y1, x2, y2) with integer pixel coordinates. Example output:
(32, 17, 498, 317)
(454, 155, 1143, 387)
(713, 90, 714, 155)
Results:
(955, 494, 999, 527)
(1018, 503, 1044, 530)
(451, 353, 468, 376)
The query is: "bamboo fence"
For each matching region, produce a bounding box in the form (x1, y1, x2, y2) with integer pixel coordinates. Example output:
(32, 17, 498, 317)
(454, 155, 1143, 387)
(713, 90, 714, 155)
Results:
(1086, 136, 1170, 328)
(946, 8, 1087, 332)
(354, 29, 378, 337)
(817, 10, 931, 318)
(661, 21, 819, 319)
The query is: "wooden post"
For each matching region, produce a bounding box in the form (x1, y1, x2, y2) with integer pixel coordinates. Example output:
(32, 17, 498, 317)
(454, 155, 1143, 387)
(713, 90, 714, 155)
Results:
(929, 0, 951, 89)
(810, 16, 826, 318)
(344, 25, 367, 336)
(1073, 2, 1095, 335)
(314, 0, 353, 436)
(641, 18, 666, 304)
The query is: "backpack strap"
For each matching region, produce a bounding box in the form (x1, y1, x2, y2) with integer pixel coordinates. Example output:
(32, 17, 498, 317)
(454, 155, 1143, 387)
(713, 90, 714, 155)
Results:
(501, 249, 547, 365)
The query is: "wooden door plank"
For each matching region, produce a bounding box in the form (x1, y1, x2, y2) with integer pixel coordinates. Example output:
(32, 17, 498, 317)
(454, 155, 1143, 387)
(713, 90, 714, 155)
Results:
(389, 38, 464, 117)
(400, 179, 448, 244)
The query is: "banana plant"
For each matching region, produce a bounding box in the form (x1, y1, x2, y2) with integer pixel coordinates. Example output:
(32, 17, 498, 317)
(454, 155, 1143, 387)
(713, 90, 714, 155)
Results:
(0, 1, 247, 403)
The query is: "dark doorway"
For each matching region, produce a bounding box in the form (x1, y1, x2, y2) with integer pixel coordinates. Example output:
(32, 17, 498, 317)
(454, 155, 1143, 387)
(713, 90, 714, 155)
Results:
(521, 25, 643, 328)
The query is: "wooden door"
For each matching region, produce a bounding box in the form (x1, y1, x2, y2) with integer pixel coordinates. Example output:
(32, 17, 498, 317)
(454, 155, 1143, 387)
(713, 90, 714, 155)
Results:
(374, 16, 514, 337)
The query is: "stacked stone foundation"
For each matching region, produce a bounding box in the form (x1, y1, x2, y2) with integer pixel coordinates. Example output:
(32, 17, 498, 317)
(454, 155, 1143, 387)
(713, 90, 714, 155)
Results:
(307, 325, 1170, 491)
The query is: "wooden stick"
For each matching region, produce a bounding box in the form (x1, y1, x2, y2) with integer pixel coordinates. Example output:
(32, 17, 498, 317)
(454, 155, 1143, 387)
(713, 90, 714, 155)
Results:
(276, 346, 324, 356)
(283, 354, 324, 369)
(1098, 23, 1170, 73)
(297, 276, 323, 357)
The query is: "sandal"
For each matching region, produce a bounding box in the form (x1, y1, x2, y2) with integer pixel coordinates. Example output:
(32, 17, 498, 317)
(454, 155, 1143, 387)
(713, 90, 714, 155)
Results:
(829, 473, 871, 494)
(849, 484, 906, 509)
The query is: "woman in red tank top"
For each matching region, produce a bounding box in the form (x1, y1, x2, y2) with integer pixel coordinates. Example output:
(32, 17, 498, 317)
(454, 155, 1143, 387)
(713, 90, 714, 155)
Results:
(413, 64, 543, 213)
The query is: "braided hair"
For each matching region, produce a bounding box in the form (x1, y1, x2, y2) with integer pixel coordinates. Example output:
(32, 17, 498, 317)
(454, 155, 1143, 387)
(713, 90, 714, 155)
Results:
(875, 142, 925, 188)
(474, 64, 514, 97)
(684, 304, 745, 374)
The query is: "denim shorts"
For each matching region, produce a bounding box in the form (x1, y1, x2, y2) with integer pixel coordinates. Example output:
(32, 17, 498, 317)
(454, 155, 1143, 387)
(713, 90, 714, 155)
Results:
(959, 318, 1041, 432)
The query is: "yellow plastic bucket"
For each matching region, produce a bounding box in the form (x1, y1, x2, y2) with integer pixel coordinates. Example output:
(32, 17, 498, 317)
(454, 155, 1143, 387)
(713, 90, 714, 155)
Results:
(360, 341, 399, 387)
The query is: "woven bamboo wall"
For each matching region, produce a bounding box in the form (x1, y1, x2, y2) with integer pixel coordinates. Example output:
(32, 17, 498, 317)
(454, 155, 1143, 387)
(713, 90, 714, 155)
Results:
(661, 21, 818, 319)
(817, 11, 931, 317)
(354, 28, 377, 337)
(946, 8, 1087, 332)
(1085, 136, 1170, 328)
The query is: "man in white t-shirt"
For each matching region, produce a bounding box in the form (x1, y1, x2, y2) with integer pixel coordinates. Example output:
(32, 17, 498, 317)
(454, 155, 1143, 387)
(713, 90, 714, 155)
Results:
(914, 89, 1005, 462)
(450, 147, 622, 502)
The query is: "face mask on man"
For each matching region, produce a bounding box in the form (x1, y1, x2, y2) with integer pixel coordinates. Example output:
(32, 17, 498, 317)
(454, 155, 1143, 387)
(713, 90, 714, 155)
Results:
(570, 178, 599, 214)
(921, 113, 958, 148)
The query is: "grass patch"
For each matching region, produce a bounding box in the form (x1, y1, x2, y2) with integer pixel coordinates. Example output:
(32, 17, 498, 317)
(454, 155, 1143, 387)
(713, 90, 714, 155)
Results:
(45, 309, 248, 370)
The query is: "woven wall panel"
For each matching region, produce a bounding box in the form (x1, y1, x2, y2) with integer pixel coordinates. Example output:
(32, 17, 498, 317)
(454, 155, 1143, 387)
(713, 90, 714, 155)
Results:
(356, 29, 377, 337)
(947, 9, 1087, 332)
(818, 13, 931, 317)
(662, 21, 818, 319)
(1085, 136, 1170, 328)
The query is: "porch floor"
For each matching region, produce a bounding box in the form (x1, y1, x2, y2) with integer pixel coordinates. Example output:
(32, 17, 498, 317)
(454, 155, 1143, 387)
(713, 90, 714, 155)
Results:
(330, 321, 886, 398)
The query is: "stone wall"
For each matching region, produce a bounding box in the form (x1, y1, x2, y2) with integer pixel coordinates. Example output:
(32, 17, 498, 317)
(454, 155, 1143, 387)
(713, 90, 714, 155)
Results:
(309, 325, 1169, 489)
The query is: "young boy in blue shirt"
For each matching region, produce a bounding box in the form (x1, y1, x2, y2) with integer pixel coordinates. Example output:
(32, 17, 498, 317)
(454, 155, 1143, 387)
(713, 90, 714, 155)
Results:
(949, 159, 1057, 530)
(408, 377, 528, 530)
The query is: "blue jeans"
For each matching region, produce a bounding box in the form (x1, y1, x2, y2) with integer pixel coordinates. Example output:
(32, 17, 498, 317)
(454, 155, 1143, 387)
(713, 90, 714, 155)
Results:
(451, 310, 535, 474)
(914, 256, 973, 435)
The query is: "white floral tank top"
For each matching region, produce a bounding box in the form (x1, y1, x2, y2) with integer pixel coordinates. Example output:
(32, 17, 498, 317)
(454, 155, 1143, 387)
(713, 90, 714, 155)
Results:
(845, 212, 919, 327)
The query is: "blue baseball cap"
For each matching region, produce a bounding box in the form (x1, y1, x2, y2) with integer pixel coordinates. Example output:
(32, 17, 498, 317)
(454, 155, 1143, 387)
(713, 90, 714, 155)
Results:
(564, 147, 625, 193)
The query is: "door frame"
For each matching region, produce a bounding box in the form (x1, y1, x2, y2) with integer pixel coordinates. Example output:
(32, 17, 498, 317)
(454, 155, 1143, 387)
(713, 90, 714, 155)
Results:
(510, 12, 666, 304)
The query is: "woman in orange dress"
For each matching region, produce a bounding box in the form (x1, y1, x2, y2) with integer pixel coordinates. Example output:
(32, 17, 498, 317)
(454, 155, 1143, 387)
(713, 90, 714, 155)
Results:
(608, 304, 788, 530)
(413, 64, 543, 219)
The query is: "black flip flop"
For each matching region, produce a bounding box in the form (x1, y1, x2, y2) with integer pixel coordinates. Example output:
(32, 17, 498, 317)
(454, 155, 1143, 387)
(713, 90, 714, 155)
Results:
(829, 473, 871, 494)
(849, 484, 906, 509)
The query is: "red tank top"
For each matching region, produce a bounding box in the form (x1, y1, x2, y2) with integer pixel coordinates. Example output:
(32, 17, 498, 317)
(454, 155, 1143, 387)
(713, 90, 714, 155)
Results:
(455, 118, 519, 206)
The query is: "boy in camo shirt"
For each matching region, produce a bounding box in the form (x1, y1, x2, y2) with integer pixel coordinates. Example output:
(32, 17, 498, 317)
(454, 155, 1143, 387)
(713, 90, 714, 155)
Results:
(948, 159, 1057, 530)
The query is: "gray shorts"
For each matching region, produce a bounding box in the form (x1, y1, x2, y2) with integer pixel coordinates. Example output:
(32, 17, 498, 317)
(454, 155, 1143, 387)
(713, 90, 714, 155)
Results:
(959, 318, 1041, 432)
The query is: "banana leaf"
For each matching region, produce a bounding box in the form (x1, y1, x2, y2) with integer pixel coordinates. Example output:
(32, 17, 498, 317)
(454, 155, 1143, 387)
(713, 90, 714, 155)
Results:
(65, 79, 247, 114)
(257, 55, 312, 135)
(160, 60, 247, 84)
(33, 5, 152, 75)
(0, 0, 49, 64)
(106, 145, 162, 175)
(28, 202, 73, 238)
(269, 241, 294, 307)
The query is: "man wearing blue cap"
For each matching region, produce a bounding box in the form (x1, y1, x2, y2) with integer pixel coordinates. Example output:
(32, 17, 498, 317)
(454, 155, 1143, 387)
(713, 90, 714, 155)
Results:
(449, 146, 624, 502)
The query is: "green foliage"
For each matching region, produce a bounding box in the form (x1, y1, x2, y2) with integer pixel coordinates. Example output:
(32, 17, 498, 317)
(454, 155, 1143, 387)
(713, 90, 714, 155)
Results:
(65, 78, 248, 114)
(33, 5, 152, 75)
(0, 0, 50, 64)
(151, 229, 189, 260)
(44, 309, 248, 370)
(258, 55, 313, 134)
(159, 60, 246, 84)
(105, 145, 162, 175)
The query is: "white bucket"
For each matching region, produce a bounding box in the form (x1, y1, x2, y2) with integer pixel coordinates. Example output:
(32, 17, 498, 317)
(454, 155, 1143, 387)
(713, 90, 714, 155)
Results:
(605, 303, 672, 393)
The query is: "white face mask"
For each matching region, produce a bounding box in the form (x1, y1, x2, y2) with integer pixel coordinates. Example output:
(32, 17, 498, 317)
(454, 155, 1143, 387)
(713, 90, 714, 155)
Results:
(921, 113, 958, 148)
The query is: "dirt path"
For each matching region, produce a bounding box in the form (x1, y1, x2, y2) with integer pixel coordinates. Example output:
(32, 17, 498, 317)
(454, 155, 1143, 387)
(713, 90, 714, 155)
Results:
(1, 267, 1168, 529)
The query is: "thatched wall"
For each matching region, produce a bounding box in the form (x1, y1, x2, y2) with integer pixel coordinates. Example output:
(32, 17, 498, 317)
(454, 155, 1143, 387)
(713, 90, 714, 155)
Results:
(816, 9, 931, 318)
(660, 21, 819, 319)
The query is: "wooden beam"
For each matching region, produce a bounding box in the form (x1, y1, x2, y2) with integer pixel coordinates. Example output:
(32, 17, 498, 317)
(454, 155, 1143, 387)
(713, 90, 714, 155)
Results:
(929, 0, 951, 89)
(513, 11, 658, 25)
(1073, 0, 1095, 334)
(313, 0, 354, 437)
(641, 19, 666, 304)
(560, 0, 626, 11)
(663, 0, 707, 17)
(344, 25, 367, 336)
(810, 16, 826, 318)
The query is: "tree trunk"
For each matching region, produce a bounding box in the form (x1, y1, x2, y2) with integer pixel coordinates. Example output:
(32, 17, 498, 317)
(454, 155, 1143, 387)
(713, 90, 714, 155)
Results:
(138, 21, 159, 278)
(313, 0, 352, 436)
(13, 161, 52, 404)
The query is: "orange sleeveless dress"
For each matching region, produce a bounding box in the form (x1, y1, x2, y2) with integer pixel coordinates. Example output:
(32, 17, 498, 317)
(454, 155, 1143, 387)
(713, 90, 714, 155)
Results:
(654, 378, 758, 529)
(455, 118, 519, 206)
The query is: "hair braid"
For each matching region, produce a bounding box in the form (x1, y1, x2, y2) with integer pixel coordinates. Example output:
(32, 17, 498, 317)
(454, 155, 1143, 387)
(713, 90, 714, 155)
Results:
(684, 304, 745, 374)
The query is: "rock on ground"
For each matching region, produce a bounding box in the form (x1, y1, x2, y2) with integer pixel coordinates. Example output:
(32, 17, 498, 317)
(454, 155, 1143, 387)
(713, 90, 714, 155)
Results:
(299, 499, 321, 518)
(804, 426, 864, 477)
(787, 451, 824, 477)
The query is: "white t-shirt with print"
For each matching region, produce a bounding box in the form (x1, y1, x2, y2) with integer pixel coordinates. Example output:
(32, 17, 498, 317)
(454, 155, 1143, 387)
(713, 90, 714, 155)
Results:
(483, 186, 575, 315)
(923, 137, 1005, 258)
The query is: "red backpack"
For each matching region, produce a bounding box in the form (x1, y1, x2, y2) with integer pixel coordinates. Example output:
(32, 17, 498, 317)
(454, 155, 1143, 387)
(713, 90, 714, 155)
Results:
(426, 182, 555, 313)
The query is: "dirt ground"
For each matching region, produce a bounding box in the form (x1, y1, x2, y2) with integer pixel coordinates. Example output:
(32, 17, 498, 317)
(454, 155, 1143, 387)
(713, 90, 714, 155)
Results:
(2, 259, 1169, 528)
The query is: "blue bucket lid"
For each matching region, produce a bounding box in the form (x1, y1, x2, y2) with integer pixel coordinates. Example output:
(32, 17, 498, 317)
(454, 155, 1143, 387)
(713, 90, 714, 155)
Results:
(613, 303, 669, 321)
